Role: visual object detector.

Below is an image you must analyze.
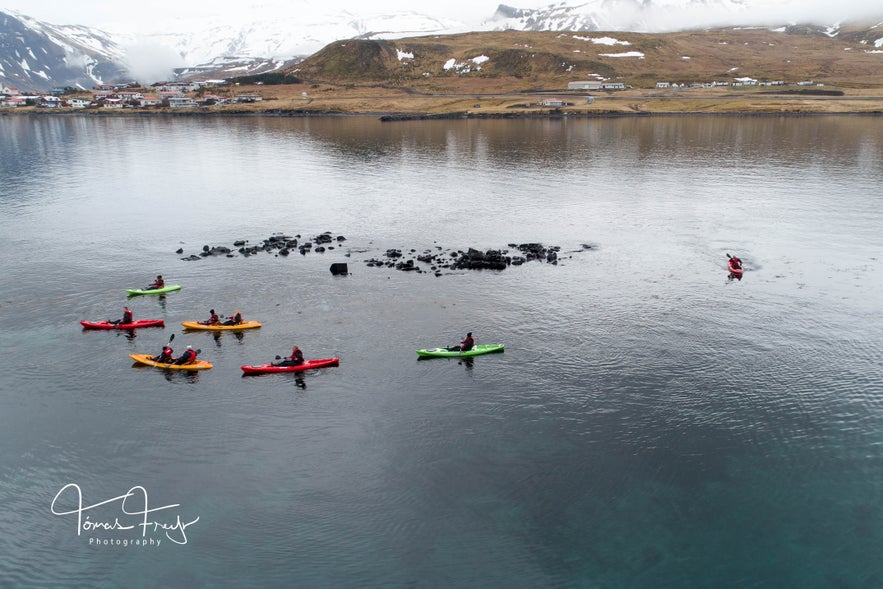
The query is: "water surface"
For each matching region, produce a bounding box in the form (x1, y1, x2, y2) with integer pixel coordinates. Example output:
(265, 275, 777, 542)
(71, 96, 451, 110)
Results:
(1, 114, 882, 588)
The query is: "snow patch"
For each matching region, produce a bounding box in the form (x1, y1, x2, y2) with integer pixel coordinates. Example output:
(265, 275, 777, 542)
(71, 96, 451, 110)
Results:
(598, 51, 644, 58)
(443, 55, 487, 73)
(573, 35, 630, 46)
(397, 49, 414, 61)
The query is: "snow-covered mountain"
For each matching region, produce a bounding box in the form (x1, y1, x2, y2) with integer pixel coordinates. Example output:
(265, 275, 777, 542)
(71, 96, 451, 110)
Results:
(0, 10, 127, 90)
(2, 2, 881, 91)
(485, 0, 879, 33)
(0, 7, 470, 90)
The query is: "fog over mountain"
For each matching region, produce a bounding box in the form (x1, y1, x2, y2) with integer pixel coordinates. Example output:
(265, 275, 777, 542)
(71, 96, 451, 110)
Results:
(2, 1, 881, 90)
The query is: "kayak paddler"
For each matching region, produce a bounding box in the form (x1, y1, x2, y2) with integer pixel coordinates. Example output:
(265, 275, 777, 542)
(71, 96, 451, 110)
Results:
(222, 310, 243, 326)
(146, 275, 164, 290)
(446, 332, 474, 352)
(202, 309, 220, 325)
(173, 345, 198, 365)
(273, 345, 304, 367)
(460, 332, 475, 351)
(150, 344, 174, 364)
(110, 306, 133, 325)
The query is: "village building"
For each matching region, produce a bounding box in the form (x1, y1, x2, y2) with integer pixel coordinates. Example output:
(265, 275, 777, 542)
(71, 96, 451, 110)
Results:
(567, 81, 602, 90)
(159, 90, 185, 101)
(168, 96, 198, 108)
(117, 91, 144, 101)
(66, 97, 91, 108)
(39, 96, 63, 108)
(138, 96, 162, 107)
(539, 98, 566, 107)
(1, 95, 28, 107)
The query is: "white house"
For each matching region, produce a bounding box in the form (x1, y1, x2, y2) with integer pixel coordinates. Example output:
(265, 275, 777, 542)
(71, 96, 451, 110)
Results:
(539, 98, 565, 107)
(40, 96, 63, 108)
(168, 97, 198, 108)
(567, 81, 602, 90)
(66, 97, 91, 108)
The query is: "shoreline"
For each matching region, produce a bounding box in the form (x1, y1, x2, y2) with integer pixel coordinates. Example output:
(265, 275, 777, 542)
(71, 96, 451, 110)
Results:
(6, 108, 883, 120)
(5, 86, 883, 119)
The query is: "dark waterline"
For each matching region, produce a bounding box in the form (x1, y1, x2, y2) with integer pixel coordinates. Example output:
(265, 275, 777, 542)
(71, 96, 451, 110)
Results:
(1, 116, 882, 588)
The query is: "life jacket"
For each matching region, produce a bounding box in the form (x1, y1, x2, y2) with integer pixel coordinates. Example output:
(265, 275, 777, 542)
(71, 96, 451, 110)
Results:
(179, 349, 197, 364)
(209, 313, 220, 324)
(122, 310, 133, 324)
(461, 336, 475, 351)
(159, 346, 173, 361)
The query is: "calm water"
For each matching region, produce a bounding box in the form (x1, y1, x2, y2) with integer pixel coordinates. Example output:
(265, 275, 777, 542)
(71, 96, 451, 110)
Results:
(1, 113, 882, 588)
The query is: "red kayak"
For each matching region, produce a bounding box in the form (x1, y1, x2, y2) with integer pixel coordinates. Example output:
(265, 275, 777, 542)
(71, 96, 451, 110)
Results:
(240, 357, 339, 374)
(81, 319, 165, 330)
(727, 260, 744, 277)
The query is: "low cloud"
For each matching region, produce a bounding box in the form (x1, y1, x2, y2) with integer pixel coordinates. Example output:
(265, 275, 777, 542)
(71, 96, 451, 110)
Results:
(122, 42, 184, 84)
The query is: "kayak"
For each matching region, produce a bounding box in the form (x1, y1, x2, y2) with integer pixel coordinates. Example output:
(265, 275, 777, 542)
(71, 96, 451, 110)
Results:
(727, 260, 744, 277)
(129, 353, 213, 370)
(126, 285, 182, 296)
(181, 320, 262, 331)
(416, 344, 505, 358)
(240, 357, 339, 374)
(81, 319, 164, 330)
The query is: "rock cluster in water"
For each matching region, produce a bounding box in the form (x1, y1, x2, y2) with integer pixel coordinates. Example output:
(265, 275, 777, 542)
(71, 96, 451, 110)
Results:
(177, 232, 593, 276)
(364, 243, 591, 277)
(178, 232, 346, 260)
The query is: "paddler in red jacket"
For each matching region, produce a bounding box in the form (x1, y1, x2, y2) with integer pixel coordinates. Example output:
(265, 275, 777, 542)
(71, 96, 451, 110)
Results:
(273, 345, 304, 367)
(447, 332, 474, 352)
(146, 275, 164, 290)
(150, 345, 173, 363)
(110, 306, 133, 325)
(460, 332, 475, 351)
(202, 309, 220, 325)
(222, 310, 243, 326)
(174, 345, 198, 365)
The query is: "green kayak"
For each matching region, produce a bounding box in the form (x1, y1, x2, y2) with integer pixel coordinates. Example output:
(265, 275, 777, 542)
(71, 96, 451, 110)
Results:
(126, 284, 182, 296)
(416, 344, 505, 358)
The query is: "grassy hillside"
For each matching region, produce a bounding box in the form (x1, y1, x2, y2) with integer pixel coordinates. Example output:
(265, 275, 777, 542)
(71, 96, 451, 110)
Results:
(288, 27, 883, 92)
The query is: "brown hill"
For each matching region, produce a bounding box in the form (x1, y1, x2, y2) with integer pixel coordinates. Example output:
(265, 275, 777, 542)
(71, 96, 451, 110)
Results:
(287, 26, 883, 92)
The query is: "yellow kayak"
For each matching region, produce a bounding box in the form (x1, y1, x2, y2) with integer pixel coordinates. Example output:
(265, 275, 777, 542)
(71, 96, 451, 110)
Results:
(130, 353, 213, 370)
(181, 321, 262, 331)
